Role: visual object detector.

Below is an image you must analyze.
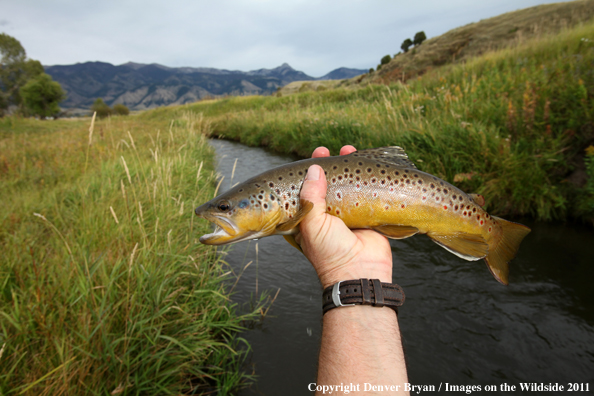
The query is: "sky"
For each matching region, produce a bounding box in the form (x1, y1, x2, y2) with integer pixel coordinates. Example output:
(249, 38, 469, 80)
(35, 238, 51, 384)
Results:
(1, 0, 572, 77)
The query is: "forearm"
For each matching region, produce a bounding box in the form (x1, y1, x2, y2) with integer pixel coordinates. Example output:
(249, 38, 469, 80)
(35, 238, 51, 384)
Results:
(316, 305, 409, 395)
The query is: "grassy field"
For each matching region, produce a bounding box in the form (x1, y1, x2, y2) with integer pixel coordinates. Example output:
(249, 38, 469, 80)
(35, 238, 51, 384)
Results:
(173, 21, 594, 224)
(0, 113, 268, 394)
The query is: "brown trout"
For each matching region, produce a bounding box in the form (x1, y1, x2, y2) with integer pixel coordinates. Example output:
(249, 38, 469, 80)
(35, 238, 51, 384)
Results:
(194, 146, 530, 284)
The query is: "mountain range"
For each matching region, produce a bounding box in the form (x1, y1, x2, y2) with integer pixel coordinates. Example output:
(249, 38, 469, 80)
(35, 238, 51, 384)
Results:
(44, 62, 366, 113)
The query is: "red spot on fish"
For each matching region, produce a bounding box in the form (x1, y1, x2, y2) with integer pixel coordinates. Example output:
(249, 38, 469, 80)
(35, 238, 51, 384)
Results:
(336, 209, 340, 215)
(443, 205, 448, 210)
(401, 204, 405, 208)
(356, 202, 359, 207)
(463, 211, 467, 216)
(489, 227, 492, 232)
(385, 205, 389, 210)
(327, 206, 331, 211)
(480, 220, 484, 225)
(422, 196, 426, 200)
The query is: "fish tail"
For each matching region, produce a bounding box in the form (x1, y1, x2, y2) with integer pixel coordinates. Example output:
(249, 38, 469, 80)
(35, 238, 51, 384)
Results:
(485, 217, 531, 285)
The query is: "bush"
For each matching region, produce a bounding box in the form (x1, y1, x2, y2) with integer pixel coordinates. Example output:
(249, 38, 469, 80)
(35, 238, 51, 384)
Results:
(401, 38, 413, 52)
(91, 98, 111, 118)
(414, 31, 427, 46)
(112, 103, 130, 116)
(380, 54, 392, 65)
(20, 73, 65, 118)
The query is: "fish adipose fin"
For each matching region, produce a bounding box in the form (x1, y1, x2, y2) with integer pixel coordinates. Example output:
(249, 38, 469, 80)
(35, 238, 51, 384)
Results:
(373, 225, 419, 239)
(428, 232, 489, 261)
(276, 199, 314, 232)
(469, 194, 486, 207)
(485, 217, 531, 285)
(283, 235, 303, 252)
(352, 146, 418, 169)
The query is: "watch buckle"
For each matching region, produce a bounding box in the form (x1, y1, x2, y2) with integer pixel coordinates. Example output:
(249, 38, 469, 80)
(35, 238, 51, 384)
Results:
(332, 281, 356, 308)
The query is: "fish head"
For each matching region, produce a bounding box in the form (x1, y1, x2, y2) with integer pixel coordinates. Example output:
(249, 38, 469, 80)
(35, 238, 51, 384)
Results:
(194, 184, 283, 245)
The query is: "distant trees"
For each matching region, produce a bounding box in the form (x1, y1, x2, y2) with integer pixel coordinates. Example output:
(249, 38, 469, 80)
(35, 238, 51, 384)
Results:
(414, 31, 427, 46)
(401, 38, 413, 53)
(380, 55, 392, 65)
(91, 98, 129, 117)
(113, 103, 130, 116)
(20, 73, 65, 118)
(91, 98, 112, 118)
(400, 31, 427, 53)
(0, 33, 53, 116)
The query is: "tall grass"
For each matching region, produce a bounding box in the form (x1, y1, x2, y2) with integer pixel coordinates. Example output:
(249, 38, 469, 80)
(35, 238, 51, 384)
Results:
(182, 22, 594, 223)
(0, 112, 267, 394)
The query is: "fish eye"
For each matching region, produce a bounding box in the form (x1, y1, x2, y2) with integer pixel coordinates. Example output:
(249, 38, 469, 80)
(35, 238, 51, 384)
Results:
(217, 200, 231, 212)
(238, 199, 249, 209)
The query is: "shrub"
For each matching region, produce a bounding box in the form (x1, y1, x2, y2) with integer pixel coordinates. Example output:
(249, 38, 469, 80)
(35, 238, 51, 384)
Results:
(91, 98, 111, 118)
(112, 103, 130, 116)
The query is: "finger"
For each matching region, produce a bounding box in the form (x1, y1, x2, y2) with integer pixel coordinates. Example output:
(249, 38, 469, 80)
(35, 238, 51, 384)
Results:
(312, 146, 330, 158)
(299, 165, 328, 229)
(339, 145, 357, 156)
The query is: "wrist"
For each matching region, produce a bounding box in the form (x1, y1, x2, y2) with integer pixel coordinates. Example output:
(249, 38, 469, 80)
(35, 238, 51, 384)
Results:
(317, 261, 392, 289)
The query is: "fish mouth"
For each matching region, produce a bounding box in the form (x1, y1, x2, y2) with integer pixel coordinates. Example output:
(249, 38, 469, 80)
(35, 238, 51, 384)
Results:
(197, 213, 257, 245)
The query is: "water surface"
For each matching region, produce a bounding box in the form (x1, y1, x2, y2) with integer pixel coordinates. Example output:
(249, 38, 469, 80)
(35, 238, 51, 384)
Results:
(207, 139, 594, 395)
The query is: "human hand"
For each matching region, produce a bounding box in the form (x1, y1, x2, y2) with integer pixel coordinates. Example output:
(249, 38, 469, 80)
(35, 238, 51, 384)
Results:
(296, 145, 394, 289)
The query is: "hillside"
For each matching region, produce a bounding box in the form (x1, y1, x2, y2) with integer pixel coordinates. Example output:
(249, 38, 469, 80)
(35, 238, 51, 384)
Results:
(354, 0, 594, 85)
(44, 62, 366, 114)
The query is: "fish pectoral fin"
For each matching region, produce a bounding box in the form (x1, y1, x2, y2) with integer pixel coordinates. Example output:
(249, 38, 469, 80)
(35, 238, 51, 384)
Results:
(276, 199, 314, 232)
(428, 232, 489, 261)
(372, 225, 419, 239)
(469, 193, 486, 207)
(283, 235, 303, 252)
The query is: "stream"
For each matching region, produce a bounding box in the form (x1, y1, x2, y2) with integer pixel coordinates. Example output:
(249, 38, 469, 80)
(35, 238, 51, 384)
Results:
(207, 139, 594, 395)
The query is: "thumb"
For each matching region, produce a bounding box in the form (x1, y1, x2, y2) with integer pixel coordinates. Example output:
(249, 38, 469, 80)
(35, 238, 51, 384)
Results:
(299, 165, 328, 230)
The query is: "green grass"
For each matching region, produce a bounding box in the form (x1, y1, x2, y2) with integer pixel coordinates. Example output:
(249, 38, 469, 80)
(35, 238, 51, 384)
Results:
(179, 22, 594, 223)
(0, 112, 268, 394)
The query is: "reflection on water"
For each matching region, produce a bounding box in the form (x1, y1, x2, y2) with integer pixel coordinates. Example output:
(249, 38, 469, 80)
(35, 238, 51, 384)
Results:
(205, 139, 594, 395)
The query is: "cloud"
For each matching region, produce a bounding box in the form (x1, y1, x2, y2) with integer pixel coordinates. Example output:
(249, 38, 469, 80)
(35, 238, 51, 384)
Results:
(1, 0, 571, 76)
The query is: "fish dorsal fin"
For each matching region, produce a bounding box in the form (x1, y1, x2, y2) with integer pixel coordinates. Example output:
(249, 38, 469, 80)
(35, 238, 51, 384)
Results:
(373, 225, 419, 239)
(276, 199, 314, 232)
(428, 231, 489, 261)
(469, 194, 486, 207)
(350, 146, 417, 169)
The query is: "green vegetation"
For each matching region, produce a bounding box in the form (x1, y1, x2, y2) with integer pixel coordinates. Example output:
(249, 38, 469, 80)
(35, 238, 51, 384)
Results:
(413, 31, 427, 46)
(0, 33, 46, 116)
(113, 103, 130, 116)
(0, 112, 267, 393)
(91, 97, 112, 118)
(178, 21, 594, 224)
(366, 0, 594, 84)
(400, 38, 413, 53)
(20, 73, 65, 118)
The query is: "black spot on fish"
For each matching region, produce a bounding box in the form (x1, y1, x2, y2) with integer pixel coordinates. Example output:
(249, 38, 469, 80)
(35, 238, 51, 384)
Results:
(269, 182, 274, 187)
(430, 183, 435, 189)
(258, 195, 263, 199)
(285, 203, 289, 210)
(418, 180, 423, 184)
(395, 171, 400, 176)
(356, 169, 361, 174)
(292, 200, 296, 206)
(333, 166, 338, 170)
(405, 169, 409, 173)
(289, 172, 293, 176)
(298, 171, 303, 175)
(367, 168, 372, 173)
(270, 194, 275, 200)
(343, 159, 348, 163)
(263, 203, 268, 209)
(278, 177, 283, 181)
(291, 185, 296, 190)
(344, 168, 349, 172)
(380, 170, 386, 175)
(358, 162, 363, 166)
(376, 164, 381, 168)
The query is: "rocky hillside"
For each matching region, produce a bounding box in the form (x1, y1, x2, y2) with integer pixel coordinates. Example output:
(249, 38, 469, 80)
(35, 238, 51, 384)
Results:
(44, 62, 366, 113)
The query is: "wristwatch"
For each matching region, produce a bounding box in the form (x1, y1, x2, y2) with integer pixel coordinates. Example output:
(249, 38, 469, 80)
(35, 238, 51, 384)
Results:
(322, 278, 405, 315)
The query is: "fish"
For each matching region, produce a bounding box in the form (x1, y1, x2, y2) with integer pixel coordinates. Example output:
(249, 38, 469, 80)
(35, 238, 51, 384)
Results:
(194, 146, 530, 285)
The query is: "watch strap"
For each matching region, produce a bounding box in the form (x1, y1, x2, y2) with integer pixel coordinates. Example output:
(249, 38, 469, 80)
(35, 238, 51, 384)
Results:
(322, 278, 405, 315)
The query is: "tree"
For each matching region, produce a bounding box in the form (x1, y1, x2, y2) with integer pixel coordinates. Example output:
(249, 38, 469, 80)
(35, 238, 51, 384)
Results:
(413, 31, 427, 46)
(91, 98, 111, 118)
(380, 54, 391, 66)
(112, 103, 130, 116)
(0, 33, 44, 115)
(401, 38, 413, 53)
(20, 73, 65, 118)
